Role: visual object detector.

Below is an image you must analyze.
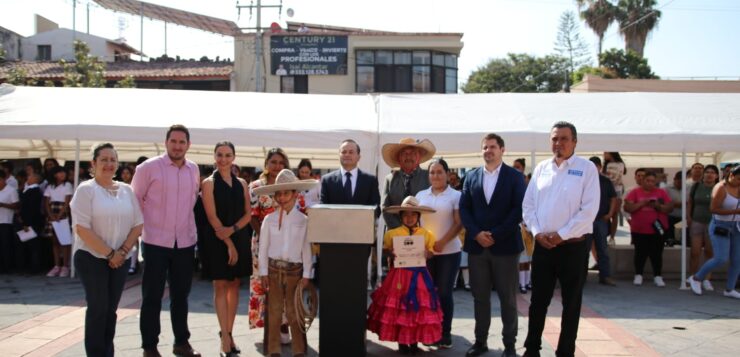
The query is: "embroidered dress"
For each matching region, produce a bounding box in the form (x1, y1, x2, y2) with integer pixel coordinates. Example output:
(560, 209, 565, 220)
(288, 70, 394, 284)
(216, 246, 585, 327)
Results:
(367, 226, 443, 345)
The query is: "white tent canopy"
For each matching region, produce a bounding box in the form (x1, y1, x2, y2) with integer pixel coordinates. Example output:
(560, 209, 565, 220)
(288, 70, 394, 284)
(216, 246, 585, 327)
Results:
(0, 84, 379, 171)
(2, 86, 739, 170)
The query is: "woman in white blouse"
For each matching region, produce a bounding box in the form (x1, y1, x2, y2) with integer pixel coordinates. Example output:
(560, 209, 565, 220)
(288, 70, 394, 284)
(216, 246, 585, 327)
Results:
(71, 143, 144, 357)
(415, 158, 463, 349)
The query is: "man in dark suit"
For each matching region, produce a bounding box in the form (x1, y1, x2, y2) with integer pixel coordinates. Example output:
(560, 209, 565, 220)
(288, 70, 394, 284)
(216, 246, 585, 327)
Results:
(460, 133, 526, 357)
(318, 139, 380, 357)
(320, 139, 381, 216)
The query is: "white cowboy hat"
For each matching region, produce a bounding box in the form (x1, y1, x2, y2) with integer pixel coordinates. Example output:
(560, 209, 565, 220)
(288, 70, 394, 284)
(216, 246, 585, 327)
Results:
(252, 169, 318, 196)
(381, 138, 437, 168)
(383, 196, 436, 214)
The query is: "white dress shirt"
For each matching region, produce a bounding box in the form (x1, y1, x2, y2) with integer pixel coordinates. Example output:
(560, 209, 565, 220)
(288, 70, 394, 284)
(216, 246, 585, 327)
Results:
(340, 167, 359, 195)
(258, 207, 312, 278)
(416, 185, 462, 255)
(482, 163, 502, 204)
(0, 184, 19, 224)
(523, 155, 599, 240)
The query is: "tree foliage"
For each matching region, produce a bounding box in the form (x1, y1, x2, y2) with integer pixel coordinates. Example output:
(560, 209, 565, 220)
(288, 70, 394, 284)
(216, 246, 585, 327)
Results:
(554, 11, 591, 76)
(462, 53, 568, 93)
(575, 0, 661, 58)
(61, 41, 107, 87)
(615, 0, 661, 58)
(6, 66, 38, 86)
(576, 0, 617, 58)
(573, 48, 658, 82)
(114, 75, 136, 88)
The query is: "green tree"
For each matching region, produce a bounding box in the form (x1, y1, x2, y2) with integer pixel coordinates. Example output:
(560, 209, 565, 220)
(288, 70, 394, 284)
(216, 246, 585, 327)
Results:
(462, 53, 568, 93)
(599, 48, 657, 78)
(61, 41, 107, 87)
(6, 66, 37, 86)
(60, 40, 136, 88)
(114, 75, 136, 88)
(554, 11, 591, 79)
(615, 0, 661, 57)
(576, 0, 617, 59)
(573, 48, 657, 82)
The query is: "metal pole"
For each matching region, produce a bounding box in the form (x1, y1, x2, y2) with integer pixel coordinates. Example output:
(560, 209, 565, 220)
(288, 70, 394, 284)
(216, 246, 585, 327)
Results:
(140, 3, 144, 61)
(86, 2, 90, 34)
(71, 138, 80, 279)
(72, 0, 77, 42)
(254, 0, 263, 92)
(679, 150, 688, 289)
(164, 21, 167, 56)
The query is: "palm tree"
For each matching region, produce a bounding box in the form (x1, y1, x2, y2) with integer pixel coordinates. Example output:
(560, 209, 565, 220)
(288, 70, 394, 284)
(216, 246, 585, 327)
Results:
(614, 0, 661, 58)
(576, 0, 617, 61)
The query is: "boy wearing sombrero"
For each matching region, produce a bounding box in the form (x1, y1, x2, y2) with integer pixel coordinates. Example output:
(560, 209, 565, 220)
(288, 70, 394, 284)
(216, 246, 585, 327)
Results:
(255, 169, 318, 357)
(367, 196, 443, 355)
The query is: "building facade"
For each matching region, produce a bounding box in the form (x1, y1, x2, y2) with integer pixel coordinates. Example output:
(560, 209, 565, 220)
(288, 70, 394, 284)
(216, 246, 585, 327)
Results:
(234, 22, 463, 94)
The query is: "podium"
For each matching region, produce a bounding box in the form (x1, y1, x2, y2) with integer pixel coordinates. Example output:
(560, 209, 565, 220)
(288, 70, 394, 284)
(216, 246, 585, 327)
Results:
(308, 204, 376, 357)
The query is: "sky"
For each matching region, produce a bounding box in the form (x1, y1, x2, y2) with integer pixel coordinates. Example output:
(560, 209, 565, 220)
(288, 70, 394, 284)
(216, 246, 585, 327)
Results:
(1, 0, 739, 87)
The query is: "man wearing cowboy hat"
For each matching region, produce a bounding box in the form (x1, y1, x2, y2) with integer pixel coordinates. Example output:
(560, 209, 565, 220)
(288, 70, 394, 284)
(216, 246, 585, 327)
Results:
(255, 169, 319, 357)
(381, 138, 435, 229)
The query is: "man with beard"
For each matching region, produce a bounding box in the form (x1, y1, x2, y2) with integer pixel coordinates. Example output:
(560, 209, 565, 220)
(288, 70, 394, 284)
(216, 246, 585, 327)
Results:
(133, 125, 201, 357)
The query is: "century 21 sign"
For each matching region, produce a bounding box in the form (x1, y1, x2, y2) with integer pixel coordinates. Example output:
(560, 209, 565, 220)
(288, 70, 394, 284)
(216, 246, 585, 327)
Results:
(270, 35, 348, 76)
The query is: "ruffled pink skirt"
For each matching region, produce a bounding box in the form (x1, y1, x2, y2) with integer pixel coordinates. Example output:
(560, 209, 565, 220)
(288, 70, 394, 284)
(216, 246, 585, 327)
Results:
(367, 267, 443, 344)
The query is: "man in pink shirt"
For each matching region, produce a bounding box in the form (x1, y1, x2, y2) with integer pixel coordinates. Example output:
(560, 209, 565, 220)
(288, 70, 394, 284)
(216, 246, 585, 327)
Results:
(132, 125, 201, 357)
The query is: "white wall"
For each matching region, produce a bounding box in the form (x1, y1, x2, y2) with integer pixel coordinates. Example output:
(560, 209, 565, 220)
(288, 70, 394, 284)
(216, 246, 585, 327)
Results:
(21, 28, 112, 61)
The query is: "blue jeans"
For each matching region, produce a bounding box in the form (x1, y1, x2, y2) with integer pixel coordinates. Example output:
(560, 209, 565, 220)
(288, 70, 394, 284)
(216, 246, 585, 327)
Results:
(427, 251, 461, 339)
(695, 219, 740, 291)
(586, 219, 611, 278)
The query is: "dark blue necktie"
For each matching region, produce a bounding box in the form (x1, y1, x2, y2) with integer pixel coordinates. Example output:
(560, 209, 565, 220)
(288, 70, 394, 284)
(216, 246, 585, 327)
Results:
(344, 172, 353, 200)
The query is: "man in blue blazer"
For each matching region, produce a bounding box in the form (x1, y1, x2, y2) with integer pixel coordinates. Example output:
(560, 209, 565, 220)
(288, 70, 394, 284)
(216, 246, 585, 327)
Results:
(460, 133, 526, 357)
(317, 139, 380, 357)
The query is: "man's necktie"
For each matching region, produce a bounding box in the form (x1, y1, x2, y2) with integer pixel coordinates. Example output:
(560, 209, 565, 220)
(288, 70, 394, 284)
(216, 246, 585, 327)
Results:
(344, 172, 353, 200)
(403, 173, 412, 197)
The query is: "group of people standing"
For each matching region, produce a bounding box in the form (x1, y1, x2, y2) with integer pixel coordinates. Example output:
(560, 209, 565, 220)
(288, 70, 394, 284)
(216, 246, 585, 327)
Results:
(23, 119, 738, 357)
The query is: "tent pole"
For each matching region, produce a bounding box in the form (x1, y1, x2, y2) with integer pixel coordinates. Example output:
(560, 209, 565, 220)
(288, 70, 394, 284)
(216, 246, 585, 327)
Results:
(530, 151, 536, 174)
(71, 138, 81, 279)
(679, 150, 688, 289)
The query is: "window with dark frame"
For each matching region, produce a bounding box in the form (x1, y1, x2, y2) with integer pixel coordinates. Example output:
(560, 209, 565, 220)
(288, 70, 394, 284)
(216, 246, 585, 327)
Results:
(37, 45, 51, 61)
(355, 49, 457, 93)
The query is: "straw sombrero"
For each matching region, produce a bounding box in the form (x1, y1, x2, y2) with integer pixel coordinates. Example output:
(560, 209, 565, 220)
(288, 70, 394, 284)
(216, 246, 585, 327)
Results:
(381, 138, 436, 168)
(383, 196, 436, 214)
(251, 169, 318, 196)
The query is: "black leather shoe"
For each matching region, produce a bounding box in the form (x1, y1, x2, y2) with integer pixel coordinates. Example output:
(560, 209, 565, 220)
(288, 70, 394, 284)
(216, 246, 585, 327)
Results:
(503, 345, 517, 357)
(465, 341, 489, 356)
(172, 342, 201, 357)
(522, 350, 540, 357)
(142, 348, 161, 357)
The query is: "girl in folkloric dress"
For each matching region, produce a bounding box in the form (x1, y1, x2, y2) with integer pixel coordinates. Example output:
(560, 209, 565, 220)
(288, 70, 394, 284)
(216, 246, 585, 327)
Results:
(368, 196, 443, 355)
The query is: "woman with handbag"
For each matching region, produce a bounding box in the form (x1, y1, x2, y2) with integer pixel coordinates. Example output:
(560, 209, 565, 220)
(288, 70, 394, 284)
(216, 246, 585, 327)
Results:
(687, 165, 740, 298)
(624, 171, 672, 287)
